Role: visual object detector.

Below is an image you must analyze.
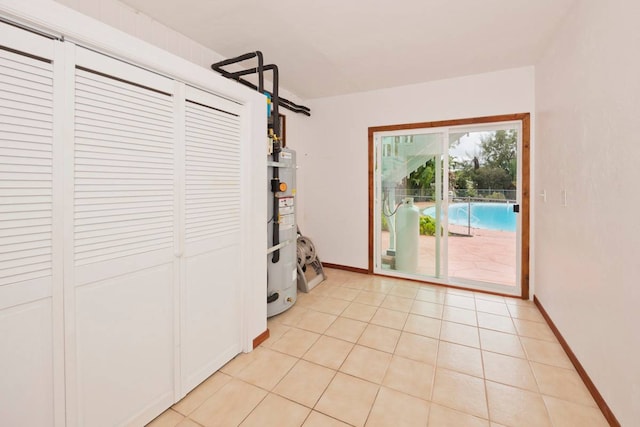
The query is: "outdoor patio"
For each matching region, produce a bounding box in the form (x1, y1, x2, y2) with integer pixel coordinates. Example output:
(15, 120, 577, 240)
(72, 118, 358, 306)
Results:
(380, 227, 516, 287)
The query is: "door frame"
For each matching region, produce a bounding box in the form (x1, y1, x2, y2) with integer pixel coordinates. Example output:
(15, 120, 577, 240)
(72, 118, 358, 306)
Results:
(368, 113, 531, 299)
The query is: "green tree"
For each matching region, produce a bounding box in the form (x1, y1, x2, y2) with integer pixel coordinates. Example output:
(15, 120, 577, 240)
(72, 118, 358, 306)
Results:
(453, 166, 477, 196)
(407, 159, 435, 193)
(473, 166, 513, 190)
(480, 130, 517, 182)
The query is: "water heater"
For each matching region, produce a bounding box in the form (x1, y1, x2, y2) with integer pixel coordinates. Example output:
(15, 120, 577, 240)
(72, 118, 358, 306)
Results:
(267, 148, 297, 317)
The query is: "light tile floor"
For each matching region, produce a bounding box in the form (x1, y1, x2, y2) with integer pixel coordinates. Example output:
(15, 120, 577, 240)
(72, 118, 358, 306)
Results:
(148, 268, 608, 427)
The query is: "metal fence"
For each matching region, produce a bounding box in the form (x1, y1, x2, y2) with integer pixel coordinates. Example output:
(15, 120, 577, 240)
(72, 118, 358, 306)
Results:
(391, 189, 516, 203)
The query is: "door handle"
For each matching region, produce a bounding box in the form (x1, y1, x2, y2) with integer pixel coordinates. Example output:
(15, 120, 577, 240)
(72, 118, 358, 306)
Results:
(513, 204, 520, 213)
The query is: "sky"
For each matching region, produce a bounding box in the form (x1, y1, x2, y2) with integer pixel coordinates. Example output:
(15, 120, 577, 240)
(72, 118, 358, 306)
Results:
(449, 132, 489, 161)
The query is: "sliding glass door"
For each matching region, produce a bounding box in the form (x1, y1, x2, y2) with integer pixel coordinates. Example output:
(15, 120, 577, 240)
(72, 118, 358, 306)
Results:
(372, 118, 525, 296)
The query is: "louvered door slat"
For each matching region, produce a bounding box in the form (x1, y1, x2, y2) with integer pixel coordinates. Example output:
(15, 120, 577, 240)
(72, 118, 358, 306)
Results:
(185, 101, 240, 242)
(0, 54, 52, 75)
(0, 217, 51, 230)
(0, 153, 52, 165)
(0, 224, 50, 237)
(75, 163, 172, 174)
(0, 109, 52, 128)
(76, 97, 173, 125)
(73, 210, 172, 226)
(74, 68, 174, 266)
(75, 221, 172, 241)
(76, 96, 173, 123)
(0, 252, 51, 269)
(186, 108, 240, 127)
(74, 216, 172, 233)
(1, 210, 51, 221)
(75, 138, 173, 155)
(0, 49, 53, 288)
(75, 121, 173, 142)
(0, 268, 51, 287)
(0, 246, 50, 262)
(75, 204, 173, 218)
(185, 216, 239, 227)
(1, 122, 52, 136)
(0, 91, 52, 110)
(186, 141, 239, 154)
(76, 72, 173, 112)
(186, 163, 239, 176)
(0, 237, 51, 253)
(0, 76, 53, 99)
(186, 122, 240, 137)
(75, 231, 173, 253)
(185, 127, 239, 141)
(2, 98, 52, 115)
(77, 111, 173, 136)
(75, 158, 173, 170)
(0, 131, 51, 145)
(75, 195, 172, 206)
(186, 148, 241, 159)
(74, 190, 172, 199)
(76, 150, 172, 166)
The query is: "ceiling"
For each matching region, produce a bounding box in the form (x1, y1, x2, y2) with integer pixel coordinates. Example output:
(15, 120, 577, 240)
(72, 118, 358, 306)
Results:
(120, 0, 576, 99)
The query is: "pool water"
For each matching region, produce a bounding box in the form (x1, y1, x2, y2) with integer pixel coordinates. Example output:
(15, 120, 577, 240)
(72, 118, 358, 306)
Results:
(422, 202, 516, 232)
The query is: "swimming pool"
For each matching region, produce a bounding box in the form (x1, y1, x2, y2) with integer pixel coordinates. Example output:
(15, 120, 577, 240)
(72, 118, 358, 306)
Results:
(422, 202, 516, 232)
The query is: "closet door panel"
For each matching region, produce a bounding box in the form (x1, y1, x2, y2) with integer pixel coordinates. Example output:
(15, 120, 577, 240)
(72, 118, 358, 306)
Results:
(180, 87, 243, 393)
(0, 299, 54, 426)
(69, 47, 176, 427)
(0, 23, 57, 427)
(73, 265, 173, 426)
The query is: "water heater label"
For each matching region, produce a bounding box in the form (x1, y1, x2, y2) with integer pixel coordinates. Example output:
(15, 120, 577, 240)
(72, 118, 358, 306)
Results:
(280, 151, 292, 160)
(280, 205, 294, 215)
(278, 197, 294, 207)
(280, 214, 295, 227)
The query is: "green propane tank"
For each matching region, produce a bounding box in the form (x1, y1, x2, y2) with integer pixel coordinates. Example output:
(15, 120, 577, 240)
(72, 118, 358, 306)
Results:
(395, 197, 419, 272)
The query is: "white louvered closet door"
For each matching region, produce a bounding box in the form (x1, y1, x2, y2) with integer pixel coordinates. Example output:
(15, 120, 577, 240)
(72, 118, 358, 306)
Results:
(180, 86, 243, 393)
(68, 46, 177, 427)
(0, 23, 59, 427)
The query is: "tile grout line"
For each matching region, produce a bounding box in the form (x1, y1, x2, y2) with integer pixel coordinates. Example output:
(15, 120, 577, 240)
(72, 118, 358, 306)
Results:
(183, 272, 597, 427)
(477, 302, 493, 424)
(426, 297, 443, 423)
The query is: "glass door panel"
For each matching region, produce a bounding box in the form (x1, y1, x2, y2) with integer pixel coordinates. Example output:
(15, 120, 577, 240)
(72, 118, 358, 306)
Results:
(447, 126, 520, 288)
(376, 132, 445, 279)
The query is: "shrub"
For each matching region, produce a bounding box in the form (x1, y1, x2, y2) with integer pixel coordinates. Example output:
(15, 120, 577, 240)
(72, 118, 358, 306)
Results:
(419, 216, 436, 236)
(488, 191, 506, 200)
(381, 213, 389, 231)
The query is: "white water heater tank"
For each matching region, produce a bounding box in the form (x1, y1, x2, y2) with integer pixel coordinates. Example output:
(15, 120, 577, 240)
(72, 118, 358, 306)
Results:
(395, 197, 419, 272)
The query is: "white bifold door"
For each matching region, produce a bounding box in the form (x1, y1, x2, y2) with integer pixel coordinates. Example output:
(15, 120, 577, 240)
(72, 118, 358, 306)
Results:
(1, 21, 248, 427)
(67, 46, 179, 427)
(180, 87, 243, 393)
(0, 22, 61, 427)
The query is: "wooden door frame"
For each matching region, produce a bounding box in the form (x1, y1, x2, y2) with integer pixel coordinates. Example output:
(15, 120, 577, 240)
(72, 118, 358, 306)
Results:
(368, 113, 531, 299)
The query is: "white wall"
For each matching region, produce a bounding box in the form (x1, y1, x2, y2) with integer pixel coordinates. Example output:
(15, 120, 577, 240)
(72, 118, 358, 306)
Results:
(54, 0, 225, 68)
(534, 1, 640, 425)
(298, 68, 535, 271)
